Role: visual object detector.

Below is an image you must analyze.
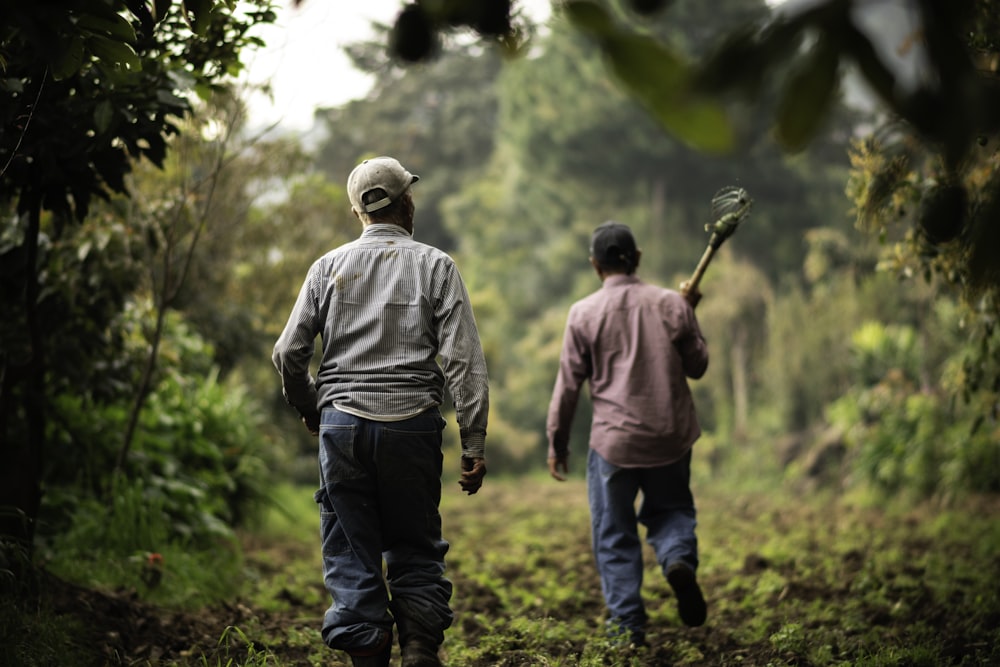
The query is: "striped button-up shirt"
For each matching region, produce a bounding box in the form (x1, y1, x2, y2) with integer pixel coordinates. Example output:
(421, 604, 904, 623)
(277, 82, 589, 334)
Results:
(547, 274, 708, 467)
(272, 223, 489, 458)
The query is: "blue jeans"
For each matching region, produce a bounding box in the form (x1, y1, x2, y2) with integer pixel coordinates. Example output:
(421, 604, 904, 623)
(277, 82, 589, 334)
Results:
(587, 448, 698, 635)
(314, 407, 453, 654)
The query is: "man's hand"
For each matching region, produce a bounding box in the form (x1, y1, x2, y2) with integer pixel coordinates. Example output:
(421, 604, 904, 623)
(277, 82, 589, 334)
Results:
(679, 281, 702, 309)
(459, 456, 487, 495)
(548, 455, 569, 481)
(301, 411, 320, 436)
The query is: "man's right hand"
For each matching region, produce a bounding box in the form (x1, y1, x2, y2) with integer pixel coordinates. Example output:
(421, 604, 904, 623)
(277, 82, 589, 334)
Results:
(548, 455, 569, 482)
(459, 456, 487, 495)
(301, 411, 320, 436)
(679, 281, 702, 309)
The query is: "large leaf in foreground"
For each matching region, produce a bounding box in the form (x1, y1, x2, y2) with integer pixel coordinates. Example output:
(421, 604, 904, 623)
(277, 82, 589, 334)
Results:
(565, 1, 735, 154)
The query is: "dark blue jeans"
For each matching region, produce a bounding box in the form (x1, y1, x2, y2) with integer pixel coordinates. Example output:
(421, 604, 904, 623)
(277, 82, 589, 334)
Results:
(587, 447, 699, 635)
(314, 407, 453, 654)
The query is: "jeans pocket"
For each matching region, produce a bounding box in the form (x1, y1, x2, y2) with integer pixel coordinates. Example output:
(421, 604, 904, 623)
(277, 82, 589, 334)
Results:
(319, 423, 360, 485)
(381, 424, 443, 482)
(314, 487, 352, 557)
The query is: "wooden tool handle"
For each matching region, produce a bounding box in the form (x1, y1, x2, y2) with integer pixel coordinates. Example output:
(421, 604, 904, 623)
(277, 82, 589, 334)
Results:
(684, 244, 716, 295)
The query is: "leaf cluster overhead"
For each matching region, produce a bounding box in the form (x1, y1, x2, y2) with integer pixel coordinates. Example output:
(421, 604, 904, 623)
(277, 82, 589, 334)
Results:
(0, 0, 275, 221)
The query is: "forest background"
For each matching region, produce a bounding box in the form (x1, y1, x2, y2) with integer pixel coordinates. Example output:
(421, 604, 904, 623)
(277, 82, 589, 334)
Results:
(1, 0, 999, 665)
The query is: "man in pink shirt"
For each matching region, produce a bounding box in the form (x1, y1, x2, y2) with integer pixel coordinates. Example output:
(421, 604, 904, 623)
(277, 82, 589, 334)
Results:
(546, 221, 709, 646)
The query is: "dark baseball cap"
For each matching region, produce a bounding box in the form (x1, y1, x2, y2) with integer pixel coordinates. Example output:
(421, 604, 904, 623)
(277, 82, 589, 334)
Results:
(590, 221, 638, 269)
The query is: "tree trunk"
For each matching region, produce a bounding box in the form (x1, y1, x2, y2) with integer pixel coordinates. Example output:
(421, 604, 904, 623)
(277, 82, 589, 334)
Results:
(0, 195, 45, 552)
(731, 323, 749, 443)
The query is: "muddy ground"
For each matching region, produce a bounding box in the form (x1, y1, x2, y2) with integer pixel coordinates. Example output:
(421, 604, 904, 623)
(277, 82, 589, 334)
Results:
(41, 539, 999, 666)
(30, 483, 1000, 666)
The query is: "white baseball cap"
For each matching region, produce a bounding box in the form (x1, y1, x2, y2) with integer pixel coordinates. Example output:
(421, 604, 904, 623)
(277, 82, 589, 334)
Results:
(347, 156, 420, 214)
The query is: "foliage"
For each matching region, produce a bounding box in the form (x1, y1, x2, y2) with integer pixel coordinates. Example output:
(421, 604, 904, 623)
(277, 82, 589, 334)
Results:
(1, 206, 147, 405)
(564, 1, 735, 153)
(0, 0, 275, 220)
(0, 590, 86, 667)
(39, 303, 273, 545)
(198, 626, 281, 667)
(42, 476, 247, 609)
(846, 127, 1000, 412)
(316, 34, 506, 251)
(363, 0, 535, 64)
(827, 319, 1000, 497)
(0, 0, 278, 548)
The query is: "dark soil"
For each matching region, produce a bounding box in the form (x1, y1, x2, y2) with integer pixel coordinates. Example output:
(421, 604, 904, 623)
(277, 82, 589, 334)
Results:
(40, 573, 317, 666)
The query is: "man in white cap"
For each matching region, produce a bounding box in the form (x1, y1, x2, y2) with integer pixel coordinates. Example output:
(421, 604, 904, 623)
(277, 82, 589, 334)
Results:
(273, 156, 489, 667)
(546, 220, 708, 648)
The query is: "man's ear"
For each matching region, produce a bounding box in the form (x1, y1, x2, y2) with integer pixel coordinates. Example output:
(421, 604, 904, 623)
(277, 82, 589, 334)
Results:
(590, 256, 604, 279)
(634, 249, 642, 270)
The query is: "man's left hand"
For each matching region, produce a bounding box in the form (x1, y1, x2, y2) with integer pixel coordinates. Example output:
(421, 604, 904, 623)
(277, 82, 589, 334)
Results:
(548, 455, 569, 481)
(459, 456, 487, 495)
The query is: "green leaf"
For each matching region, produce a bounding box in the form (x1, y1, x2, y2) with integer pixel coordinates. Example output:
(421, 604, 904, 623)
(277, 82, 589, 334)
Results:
(695, 19, 804, 99)
(142, 133, 168, 167)
(94, 99, 114, 134)
(563, 1, 614, 37)
(155, 88, 188, 110)
(602, 34, 734, 153)
(51, 35, 86, 81)
(774, 33, 841, 153)
(76, 12, 137, 43)
(183, 0, 213, 36)
(567, 1, 734, 153)
(88, 36, 143, 73)
(0, 78, 24, 93)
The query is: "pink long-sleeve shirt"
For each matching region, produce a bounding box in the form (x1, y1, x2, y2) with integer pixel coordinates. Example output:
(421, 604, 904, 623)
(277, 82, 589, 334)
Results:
(546, 274, 708, 468)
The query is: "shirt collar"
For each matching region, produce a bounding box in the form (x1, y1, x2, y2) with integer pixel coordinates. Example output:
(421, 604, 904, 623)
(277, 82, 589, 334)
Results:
(602, 274, 640, 288)
(361, 223, 412, 239)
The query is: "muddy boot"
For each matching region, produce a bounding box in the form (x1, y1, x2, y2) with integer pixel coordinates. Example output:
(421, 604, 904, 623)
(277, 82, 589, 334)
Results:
(666, 562, 707, 627)
(348, 630, 392, 667)
(392, 598, 445, 667)
(400, 635, 442, 667)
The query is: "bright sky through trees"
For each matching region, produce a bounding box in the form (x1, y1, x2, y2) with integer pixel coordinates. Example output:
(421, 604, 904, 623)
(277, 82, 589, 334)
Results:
(243, 0, 551, 131)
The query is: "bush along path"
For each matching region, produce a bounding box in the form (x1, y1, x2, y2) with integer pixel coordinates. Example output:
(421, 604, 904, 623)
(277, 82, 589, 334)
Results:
(12, 478, 1000, 666)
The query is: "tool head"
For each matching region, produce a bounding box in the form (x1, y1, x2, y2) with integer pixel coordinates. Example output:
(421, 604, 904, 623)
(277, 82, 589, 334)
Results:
(706, 186, 752, 246)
